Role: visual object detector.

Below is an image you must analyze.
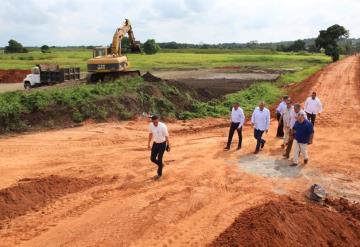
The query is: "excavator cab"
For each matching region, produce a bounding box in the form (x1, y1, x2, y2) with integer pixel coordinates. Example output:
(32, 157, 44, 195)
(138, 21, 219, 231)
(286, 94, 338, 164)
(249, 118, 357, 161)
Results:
(93, 47, 108, 58)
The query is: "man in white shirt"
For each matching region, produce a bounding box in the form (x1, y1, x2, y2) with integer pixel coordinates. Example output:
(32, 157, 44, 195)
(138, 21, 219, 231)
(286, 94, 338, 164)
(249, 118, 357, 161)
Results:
(304, 92, 323, 126)
(251, 101, 270, 154)
(275, 95, 288, 138)
(147, 115, 170, 180)
(283, 103, 308, 158)
(280, 98, 293, 148)
(225, 102, 245, 150)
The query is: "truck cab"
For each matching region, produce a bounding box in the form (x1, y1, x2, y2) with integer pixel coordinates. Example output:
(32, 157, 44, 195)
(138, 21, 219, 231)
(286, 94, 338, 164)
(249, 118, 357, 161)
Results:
(23, 66, 40, 89)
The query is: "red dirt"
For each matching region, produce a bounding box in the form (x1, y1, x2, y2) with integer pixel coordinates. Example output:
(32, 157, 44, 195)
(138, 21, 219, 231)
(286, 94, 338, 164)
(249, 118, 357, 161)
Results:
(210, 196, 360, 247)
(0, 69, 30, 83)
(0, 175, 102, 223)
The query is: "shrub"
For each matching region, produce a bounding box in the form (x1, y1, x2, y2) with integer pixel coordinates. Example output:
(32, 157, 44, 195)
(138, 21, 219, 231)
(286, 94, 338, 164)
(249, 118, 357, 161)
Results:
(143, 39, 160, 55)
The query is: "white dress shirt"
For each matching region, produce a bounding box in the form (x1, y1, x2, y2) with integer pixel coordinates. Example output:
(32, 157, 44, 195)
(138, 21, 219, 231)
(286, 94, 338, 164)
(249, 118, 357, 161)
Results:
(276, 101, 287, 114)
(282, 106, 293, 128)
(304, 97, 323, 115)
(149, 122, 169, 143)
(251, 107, 270, 131)
(290, 109, 308, 128)
(230, 107, 245, 127)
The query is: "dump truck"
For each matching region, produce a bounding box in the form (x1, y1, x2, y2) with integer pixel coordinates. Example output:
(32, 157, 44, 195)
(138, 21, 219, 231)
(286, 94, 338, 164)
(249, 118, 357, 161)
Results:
(23, 64, 81, 89)
(87, 19, 141, 82)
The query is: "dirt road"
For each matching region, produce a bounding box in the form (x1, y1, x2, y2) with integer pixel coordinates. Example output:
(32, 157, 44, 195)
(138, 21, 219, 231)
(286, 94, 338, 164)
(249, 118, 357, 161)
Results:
(0, 56, 359, 246)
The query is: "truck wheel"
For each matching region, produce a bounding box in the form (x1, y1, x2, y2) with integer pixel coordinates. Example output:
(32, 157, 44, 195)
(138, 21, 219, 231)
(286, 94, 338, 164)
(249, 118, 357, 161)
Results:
(24, 82, 31, 90)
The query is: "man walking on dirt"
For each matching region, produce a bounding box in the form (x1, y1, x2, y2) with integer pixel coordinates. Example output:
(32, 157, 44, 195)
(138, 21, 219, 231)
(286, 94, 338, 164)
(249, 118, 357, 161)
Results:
(280, 98, 293, 148)
(291, 112, 314, 166)
(251, 101, 270, 154)
(283, 103, 307, 158)
(275, 95, 288, 138)
(148, 115, 170, 180)
(225, 102, 245, 150)
(304, 92, 323, 126)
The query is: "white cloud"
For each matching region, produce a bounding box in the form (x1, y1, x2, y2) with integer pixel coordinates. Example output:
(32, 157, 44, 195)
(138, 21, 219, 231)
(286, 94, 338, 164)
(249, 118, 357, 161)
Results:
(0, 0, 359, 46)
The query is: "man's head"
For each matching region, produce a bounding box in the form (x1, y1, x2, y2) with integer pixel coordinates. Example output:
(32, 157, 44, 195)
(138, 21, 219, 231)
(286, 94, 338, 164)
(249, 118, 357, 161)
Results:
(233, 102, 240, 110)
(286, 98, 292, 108)
(259, 101, 265, 111)
(311, 92, 316, 99)
(297, 112, 306, 123)
(151, 115, 159, 126)
(283, 95, 289, 101)
(294, 103, 301, 113)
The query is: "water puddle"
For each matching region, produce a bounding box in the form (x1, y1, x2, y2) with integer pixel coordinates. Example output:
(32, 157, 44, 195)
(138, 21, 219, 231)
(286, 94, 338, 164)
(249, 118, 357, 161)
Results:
(237, 154, 360, 201)
(238, 154, 302, 178)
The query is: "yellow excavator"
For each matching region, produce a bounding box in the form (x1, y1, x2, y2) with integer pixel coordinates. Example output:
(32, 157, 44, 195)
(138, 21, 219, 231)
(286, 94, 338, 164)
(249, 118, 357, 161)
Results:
(87, 19, 141, 82)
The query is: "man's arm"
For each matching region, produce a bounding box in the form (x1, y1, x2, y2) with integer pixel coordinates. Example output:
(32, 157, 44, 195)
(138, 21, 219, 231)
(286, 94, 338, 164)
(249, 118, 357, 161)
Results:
(304, 98, 309, 111)
(251, 110, 255, 126)
(148, 133, 153, 150)
(265, 110, 270, 132)
(239, 110, 245, 128)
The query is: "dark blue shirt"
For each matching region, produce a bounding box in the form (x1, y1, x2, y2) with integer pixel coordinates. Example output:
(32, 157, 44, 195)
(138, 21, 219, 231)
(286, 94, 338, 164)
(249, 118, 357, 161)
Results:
(293, 120, 314, 144)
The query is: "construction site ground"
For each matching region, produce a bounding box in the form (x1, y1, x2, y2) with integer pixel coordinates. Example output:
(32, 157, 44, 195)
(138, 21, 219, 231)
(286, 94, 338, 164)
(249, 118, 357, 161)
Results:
(0, 56, 359, 246)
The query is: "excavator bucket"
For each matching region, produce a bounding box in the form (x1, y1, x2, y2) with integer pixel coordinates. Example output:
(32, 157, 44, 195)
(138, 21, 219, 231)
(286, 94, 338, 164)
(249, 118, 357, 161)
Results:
(130, 41, 141, 53)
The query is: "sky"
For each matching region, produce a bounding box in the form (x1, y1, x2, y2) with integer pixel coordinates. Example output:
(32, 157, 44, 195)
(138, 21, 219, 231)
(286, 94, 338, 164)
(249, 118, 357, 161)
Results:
(0, 0, 359, 47)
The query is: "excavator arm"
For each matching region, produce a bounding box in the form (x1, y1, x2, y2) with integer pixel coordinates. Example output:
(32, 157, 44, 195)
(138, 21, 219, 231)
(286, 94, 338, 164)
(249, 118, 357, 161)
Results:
(111, 19, 141, 56)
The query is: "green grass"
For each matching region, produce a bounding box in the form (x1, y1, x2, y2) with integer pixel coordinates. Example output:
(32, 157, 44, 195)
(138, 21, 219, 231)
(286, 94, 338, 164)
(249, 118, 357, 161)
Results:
(0, 48, 332, 133)
(180, 83, 282, 119)
(0, 77, 144, 132)
(0, 48, 330, 72)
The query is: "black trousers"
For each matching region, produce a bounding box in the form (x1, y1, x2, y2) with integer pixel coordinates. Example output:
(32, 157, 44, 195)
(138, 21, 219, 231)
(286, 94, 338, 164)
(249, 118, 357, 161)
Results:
(226, 122, 242, 148)
(276, 112, 284, 137)
(306, 112, 316, 126)
(254, 129, 265, 151)
(151, 142, 166, 176)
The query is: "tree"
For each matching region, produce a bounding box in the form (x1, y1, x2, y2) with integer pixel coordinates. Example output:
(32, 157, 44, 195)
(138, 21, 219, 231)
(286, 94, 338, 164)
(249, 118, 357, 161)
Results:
(290, 39, 306, 52)
(120, 37, 130, 54)
(4, 39, 28, 53)
(315, 24, 349, 62)
(41, 45, 50, 53)
(308, 43, 320, 53)
(143, 39, 160, 55)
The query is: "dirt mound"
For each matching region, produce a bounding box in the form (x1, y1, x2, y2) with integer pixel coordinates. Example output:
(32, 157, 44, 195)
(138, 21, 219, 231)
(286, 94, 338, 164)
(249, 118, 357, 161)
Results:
(0, 175, 102, 223)
(325, 197, 360, 221)
(0, 69, 30, 83)
(142, 72, 162, 82)
(210, 196, 360, 247)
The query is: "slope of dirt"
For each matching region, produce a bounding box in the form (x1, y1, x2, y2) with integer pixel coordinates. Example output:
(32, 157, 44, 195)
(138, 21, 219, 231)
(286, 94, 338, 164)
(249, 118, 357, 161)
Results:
(0, 175, 102, 223)
(152, 68, 280, 99)
(0, 69, 30, 83)
(210, 196, 360, 247)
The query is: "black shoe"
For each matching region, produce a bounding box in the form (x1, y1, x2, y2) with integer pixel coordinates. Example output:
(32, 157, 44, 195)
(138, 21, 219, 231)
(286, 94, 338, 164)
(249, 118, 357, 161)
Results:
(261, 140, 266, 149)
(304, 159, 308, 165)
(224, 146, 230, 150)
(153, 175, 162, 180)
(254, 150, 259, 154)
(290, 163, 298, 167)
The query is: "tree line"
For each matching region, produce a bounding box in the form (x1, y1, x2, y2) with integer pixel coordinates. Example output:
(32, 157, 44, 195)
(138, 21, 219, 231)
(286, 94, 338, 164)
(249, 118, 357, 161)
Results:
(2, 24, 359, 61)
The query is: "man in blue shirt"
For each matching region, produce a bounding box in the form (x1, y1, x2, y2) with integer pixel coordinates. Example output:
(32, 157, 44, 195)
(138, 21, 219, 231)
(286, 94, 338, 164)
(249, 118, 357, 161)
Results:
(291, 112, 314, 166)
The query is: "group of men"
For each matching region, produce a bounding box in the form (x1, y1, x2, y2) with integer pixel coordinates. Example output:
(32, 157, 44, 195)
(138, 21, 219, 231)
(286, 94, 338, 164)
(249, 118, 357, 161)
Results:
(147, 92, 322, 179)
(224, 91, 322, 166)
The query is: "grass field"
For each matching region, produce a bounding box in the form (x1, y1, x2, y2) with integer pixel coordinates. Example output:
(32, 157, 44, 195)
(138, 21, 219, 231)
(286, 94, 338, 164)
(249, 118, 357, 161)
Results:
(0, 48, 333, 132)
(0, 48, 331, 72)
